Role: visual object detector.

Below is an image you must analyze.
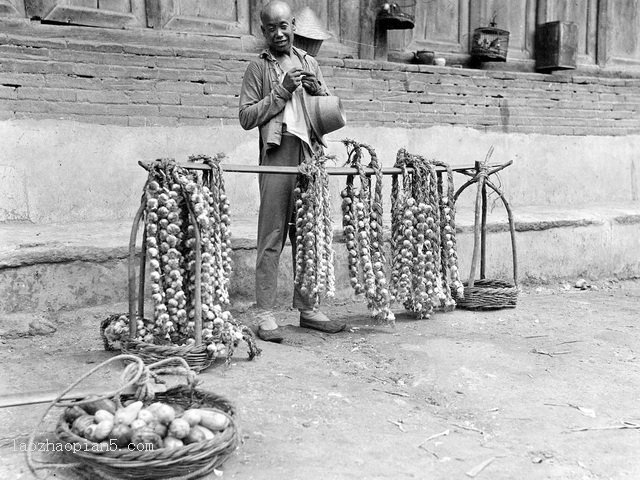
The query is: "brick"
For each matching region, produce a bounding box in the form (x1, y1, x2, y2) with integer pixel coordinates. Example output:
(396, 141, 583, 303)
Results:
(221, 117, 239, 126)
(67, 114, 129, 126)
(122, 44, 171, 57)
(155, 56, 205, 70)
(330, 87, 374, 101)
(177, 117, 225, 127)
(156, 80, 203, 93)
(343, 58, 381, 70)
(101, 78, 154, 91)
(204, 59, 250, 73)
(106, 104, 161, 116)
(0, 85, 17, 99)
(3, 36, 66, 50)
(76, 90, 129, 104)
(383, 101, 421, 113)
(333, 67, 374, 79)
(129, 91, 180, 105)
(1, 58, 74, 75)
(44, 74, 102, 90)
(317, 58, 344, 68)
(66, 41, 124, 54)
(204, 83, 241, 96)
(0, 110, 15, 119)
(351, 78, 387, 91)
(175, 48, 221, 59)
(346, 110, 399, 123)
(128, 116, 179, 127)
(16, 86, 76, 102)
(371, 70, 407, 82)
(158, 105, 213, 118)
(180, 94, 232, 107)
(341, 99, 383, 112)
(0, 72, 45, 87)
(1, 99, 50, 113)
(406, 81, 425, 92)
(0, 44, 49, 59)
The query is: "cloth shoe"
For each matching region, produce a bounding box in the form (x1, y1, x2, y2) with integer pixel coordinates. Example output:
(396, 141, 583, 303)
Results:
(299, 310, 346, 333)
(255, 310, 284, 343)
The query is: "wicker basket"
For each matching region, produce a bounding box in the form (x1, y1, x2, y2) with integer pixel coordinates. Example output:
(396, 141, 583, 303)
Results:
(52, 357, 239, 480)
(452, 150, 519, 310)
(453, 279, 517, 310)
(122, 337, 216, 373)
(100, 314, 219, 372)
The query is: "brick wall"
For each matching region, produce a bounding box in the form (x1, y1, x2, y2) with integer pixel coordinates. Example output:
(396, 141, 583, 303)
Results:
(1, 23, 639, 135)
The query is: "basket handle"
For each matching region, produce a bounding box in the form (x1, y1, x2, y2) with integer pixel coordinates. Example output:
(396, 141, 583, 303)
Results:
(26, 354, 146, 479)
(453, 152, 518, 287)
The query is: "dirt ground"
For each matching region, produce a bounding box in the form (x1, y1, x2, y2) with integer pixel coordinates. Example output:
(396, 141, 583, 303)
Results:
(1, 279, 640, 480)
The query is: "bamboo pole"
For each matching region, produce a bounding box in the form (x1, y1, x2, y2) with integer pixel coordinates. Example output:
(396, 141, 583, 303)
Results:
(128, 199, 146, 338)
(480, 181, 487, 279)
(181, 163, 503, 176)
(467, 162, 485, 288)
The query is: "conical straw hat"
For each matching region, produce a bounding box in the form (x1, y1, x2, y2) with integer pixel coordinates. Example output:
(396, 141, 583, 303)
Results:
(294, 7, 332, 40)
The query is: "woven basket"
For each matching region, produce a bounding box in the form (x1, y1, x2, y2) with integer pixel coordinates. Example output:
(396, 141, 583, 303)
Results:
(122, 338, 216, 373)
(101, 314, 217, 372)
(53, 357, 239, 480)
(452, 151, 519, 310)
(453, 279, 517, 310)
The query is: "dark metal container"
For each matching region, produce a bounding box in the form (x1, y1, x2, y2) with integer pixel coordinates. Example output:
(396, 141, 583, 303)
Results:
(536, 21, 578, 72)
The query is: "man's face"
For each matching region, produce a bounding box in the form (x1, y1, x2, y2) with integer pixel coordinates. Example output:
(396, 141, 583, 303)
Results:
(261, 6, 295, 54)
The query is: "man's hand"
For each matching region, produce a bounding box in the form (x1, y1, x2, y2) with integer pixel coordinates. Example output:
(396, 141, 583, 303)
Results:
(282, 68, 304, 93)
(301, 71, 323, 95)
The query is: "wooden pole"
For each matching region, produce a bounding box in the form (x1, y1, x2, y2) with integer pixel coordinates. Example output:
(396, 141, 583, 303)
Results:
(183, 163, 502, 176)
(128, 199, 146, 338)
(138, 222, 147, 321)
(467, 162, 484, 288)
(480, 181, 487, 279)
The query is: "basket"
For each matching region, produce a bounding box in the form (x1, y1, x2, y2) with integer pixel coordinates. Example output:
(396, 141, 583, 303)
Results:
(122, 337, 216, 373)
(100, 313, 218, 372)
(452, 148, 518, 310)
(50, 356, 239, 480)
(105, 158, 260, 372)
(453, 279, 517, 310)
(471, 25, 510, 62)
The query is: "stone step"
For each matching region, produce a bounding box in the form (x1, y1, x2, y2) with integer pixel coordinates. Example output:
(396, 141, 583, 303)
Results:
(1, 202, 639, 315)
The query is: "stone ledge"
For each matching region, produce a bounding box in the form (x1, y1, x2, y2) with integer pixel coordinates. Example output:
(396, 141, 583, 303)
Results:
(2, 203, 639, 269)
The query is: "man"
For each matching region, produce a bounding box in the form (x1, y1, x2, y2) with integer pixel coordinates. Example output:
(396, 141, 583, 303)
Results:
(239, 1, 346, 342)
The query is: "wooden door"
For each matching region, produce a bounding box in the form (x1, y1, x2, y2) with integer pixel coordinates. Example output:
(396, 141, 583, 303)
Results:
(400, 0, 470, 54)
(603, 0, 640, 68)
(24, 0, 145, 28)
(537, 0, 598, 65)
(146, 0, 250, 34)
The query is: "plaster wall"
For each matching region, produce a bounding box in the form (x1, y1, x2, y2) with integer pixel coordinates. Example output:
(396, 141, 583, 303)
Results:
(1, 120, 639, 225)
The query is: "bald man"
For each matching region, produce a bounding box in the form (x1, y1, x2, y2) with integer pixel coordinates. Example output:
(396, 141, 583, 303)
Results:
(239, 1, 346, 342)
